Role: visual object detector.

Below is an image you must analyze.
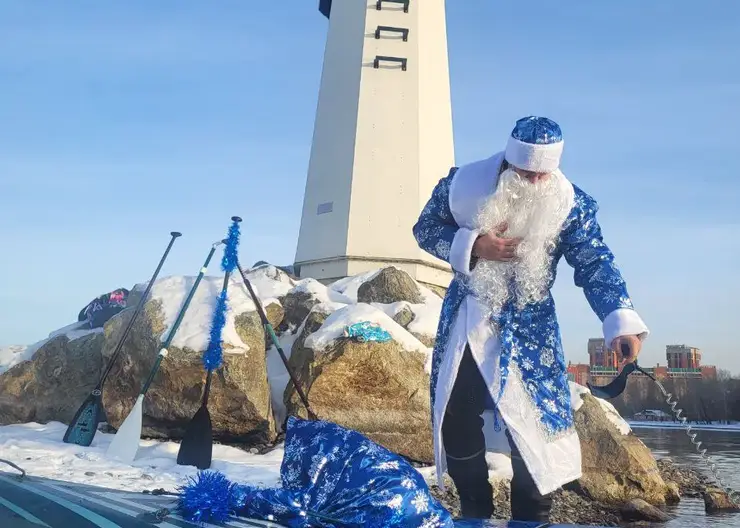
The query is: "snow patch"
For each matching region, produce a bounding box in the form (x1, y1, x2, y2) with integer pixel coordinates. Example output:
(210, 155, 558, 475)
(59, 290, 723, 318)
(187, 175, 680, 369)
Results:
(150, 275, 257, 353)
(328, 269, 382, 302)
(266, 330, 300, 428)
(304, 303, 429, 356)
(244, 264, 296, 300)
(569, 382, 631, 435)
(1, 325, 103, 375)
(292, 277, 353, 305)
(596, 397, 632, 435)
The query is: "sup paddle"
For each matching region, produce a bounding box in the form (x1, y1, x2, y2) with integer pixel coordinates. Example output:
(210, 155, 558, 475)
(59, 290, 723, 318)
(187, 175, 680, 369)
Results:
(106, 239, 225, 463)
(63, 231, 181, 446)
(177, 217, 241, 469)
(236, 261, 317, 421)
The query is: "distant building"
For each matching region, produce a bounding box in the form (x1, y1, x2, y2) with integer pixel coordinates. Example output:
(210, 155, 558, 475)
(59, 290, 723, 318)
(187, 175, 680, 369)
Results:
(665, 345, 717, 379)
(567, 362, 590, 386)
(570, 341, 719, 386)
(588, 338, 617, 368)
(666, 344, 701, 369)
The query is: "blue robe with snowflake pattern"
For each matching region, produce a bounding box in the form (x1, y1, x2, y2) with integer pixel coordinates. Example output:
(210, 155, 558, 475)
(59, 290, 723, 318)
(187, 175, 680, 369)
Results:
(413, 152, 649, 494)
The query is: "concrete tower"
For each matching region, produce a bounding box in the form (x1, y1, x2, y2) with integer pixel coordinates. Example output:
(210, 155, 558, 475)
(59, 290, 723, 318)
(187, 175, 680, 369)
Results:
(294, 0, 455, 288)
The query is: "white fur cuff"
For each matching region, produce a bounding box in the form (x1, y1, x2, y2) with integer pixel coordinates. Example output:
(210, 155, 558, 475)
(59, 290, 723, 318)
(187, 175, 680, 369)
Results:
(505, 136, 563, 173)
(450, 227, 479, 276)
(602, 308, 650, 348)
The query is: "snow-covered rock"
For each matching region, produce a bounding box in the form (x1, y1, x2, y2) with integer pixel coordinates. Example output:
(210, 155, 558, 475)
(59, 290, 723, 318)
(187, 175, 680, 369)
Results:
(0, 331, 105, 425)
(102, 274, 277, 444)
(285, 301, 435, 463)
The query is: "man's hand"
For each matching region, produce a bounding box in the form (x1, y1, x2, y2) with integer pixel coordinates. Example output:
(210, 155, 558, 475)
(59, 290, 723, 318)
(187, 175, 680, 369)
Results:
(472, 223, 522, 262)
(612, 335, 642, 366)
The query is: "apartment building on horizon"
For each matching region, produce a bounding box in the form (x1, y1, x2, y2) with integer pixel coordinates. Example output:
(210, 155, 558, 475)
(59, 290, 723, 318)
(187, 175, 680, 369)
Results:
(567, 341, 717, 385)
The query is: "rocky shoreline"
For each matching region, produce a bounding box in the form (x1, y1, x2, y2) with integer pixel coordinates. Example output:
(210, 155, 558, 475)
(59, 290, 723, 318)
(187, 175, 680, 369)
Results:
(428, 458, 732, 525)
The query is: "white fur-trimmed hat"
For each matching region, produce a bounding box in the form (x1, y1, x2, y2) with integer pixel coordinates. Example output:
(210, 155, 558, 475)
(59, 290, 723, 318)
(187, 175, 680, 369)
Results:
(504, 116, 564, 173)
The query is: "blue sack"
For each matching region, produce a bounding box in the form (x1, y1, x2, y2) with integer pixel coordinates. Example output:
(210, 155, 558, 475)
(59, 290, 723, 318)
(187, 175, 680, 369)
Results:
(178, 416, 453, 527)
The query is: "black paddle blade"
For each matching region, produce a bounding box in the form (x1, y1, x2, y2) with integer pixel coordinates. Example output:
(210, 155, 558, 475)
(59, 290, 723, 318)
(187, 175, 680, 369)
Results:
(587, 361, 638, 399)
(63, 392, 102, 446)
(177, 405, 213, 470)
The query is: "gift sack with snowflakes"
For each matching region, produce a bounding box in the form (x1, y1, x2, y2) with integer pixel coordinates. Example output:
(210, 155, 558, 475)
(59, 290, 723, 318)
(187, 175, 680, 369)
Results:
(178, 416, 453, 527)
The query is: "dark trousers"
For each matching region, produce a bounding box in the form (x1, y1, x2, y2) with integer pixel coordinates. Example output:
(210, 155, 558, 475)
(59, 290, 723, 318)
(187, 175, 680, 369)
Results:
(442, 346, 553, 522)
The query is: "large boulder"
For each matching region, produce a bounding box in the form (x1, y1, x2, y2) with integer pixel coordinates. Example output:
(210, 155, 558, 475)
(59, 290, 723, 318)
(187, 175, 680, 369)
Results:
(0, 331, 105, 425)
(573, 391, 673, 506)
(357, 267, 424, 304)
(284, 303, 433, 463)
(278, 279, 350, 332)
(102, 276, 277, 444)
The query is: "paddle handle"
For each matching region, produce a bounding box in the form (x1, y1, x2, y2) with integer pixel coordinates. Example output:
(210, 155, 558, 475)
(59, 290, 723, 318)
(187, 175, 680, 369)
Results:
(236, 262, 317, 420)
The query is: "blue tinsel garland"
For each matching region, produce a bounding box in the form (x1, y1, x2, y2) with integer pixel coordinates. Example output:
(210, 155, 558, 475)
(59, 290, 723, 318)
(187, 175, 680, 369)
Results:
(177, 471, 237, 523)
(202, 288, 228, 371)
(201, 217, 241, 372)
(221, 219, 241, 273)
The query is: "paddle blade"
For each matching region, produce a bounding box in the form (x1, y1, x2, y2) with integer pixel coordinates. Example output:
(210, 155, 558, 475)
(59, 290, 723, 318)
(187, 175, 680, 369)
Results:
(176, 405, 213, 470)
(587, 362, 638, 399)
(63, 392, 102, 446)
(106, 395, 144, 464)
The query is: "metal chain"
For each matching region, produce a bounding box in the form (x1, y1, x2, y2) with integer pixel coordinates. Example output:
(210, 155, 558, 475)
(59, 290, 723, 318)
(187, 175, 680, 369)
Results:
(651, 378, 740, 507)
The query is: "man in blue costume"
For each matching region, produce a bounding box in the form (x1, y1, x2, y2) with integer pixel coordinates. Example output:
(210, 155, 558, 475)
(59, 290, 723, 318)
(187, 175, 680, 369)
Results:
(413, 116, 649, 522)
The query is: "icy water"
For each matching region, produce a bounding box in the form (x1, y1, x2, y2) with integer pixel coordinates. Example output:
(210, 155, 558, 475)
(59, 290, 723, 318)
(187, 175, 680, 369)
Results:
(632, 426, 740, 527)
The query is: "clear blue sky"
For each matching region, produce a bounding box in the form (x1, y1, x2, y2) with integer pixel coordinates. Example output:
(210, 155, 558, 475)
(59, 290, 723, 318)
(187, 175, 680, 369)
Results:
(1, 1, 738, 372)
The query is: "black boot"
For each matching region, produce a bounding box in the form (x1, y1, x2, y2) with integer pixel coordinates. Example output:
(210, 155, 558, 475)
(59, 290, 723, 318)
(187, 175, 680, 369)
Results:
(447, 449, 494, 519)
(509, 448, 552, 522)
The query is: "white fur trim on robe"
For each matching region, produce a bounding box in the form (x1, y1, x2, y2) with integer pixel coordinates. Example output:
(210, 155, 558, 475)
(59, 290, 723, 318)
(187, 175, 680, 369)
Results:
(603, 308, 650, 347)
(449, 228, 479, 276)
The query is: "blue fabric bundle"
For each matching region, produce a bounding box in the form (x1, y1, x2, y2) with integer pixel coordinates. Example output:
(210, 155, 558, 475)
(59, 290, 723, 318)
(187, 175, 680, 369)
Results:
(344, 321, 392, 343)
(177, 416, 453, 527)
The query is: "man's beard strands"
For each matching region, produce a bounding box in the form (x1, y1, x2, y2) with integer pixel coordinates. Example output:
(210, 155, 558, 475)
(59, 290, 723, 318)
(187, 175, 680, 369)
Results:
(469, 169, 571, 319)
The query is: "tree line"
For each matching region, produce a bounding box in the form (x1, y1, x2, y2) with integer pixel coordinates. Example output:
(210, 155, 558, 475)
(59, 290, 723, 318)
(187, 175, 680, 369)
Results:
(608, 370, 740, 423)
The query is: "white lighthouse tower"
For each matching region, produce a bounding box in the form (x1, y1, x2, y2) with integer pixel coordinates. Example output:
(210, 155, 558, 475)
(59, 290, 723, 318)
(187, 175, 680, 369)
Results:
(294, 0, 455, 288)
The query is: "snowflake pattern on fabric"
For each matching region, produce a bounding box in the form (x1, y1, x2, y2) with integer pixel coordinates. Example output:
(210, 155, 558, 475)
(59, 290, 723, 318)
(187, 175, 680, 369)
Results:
(221, 416, 454, 527)
(413, 173, 637, 439)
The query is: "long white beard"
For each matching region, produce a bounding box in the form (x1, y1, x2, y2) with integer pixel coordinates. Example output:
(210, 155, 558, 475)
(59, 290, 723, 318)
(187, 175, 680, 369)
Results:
(469, 168, 572, 319)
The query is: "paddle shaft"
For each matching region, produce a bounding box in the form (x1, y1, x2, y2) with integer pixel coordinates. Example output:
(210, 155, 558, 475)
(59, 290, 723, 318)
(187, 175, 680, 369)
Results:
(139, 240, 224, 396)
(98, 232, 182, 388)
(236, 262, 316, 420)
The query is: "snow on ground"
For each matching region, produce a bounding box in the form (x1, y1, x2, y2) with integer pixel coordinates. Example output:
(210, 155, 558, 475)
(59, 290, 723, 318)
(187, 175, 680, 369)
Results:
(265, 331, 301, 427)
(0, 422, 284, 493)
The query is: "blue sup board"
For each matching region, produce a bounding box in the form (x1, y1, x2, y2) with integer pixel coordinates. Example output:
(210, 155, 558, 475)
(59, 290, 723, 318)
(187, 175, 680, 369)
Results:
(0, 471, 607, 528)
